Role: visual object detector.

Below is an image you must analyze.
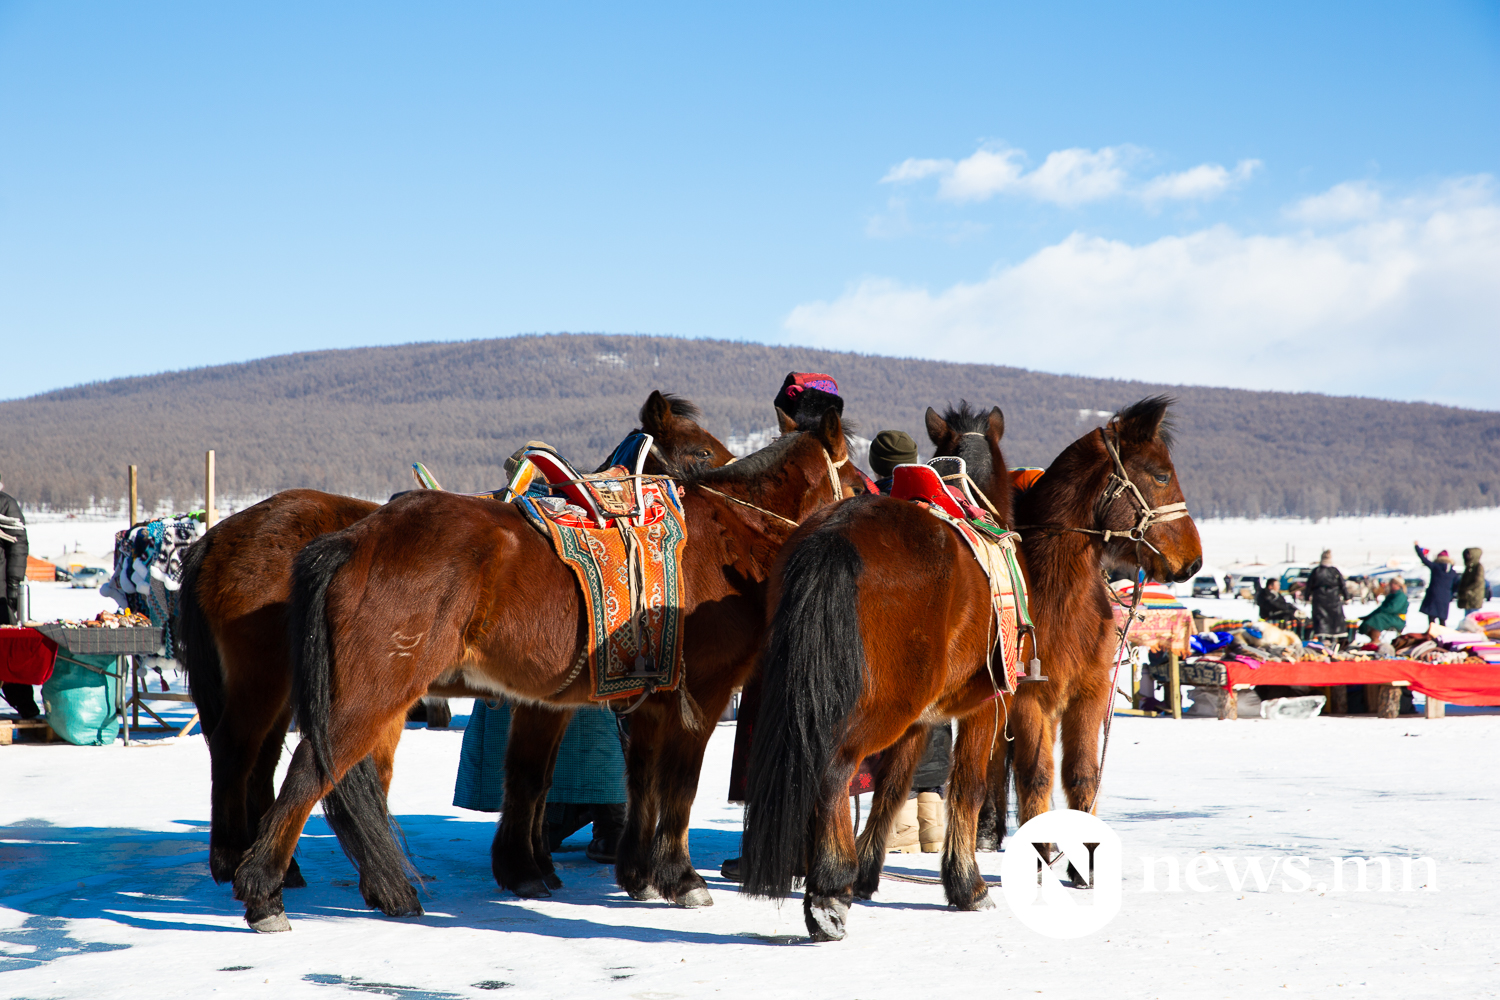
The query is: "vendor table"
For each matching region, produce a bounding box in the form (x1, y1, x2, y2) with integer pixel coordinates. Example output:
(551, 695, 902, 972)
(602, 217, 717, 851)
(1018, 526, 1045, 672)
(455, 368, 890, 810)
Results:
(33, 624, 170, 745)
(1217, 658, 1500, 721)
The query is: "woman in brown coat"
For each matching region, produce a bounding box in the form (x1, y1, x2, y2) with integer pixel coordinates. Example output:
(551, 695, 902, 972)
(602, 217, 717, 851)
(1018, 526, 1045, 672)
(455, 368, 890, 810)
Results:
(1459, 548, 1486, 614)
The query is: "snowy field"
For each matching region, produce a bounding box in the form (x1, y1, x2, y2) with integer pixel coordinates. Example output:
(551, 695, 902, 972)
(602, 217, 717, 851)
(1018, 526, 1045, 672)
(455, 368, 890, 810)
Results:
(21, 505, 1500, 575)
(3, 713, 1498, 999)
(5, 507, 1499, 998)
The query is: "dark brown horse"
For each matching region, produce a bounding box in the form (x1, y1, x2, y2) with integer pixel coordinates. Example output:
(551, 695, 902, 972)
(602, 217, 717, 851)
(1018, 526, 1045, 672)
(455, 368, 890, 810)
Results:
(742, 397, 1202, 941)
(232, 408, 856, 931)
(986, 397, 1202, 847)
(178, 391, 733, 891)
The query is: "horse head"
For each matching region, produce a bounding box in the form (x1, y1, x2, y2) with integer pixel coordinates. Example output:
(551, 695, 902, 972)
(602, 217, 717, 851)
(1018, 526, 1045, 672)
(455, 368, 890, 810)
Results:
(926, 401, 1012, 527)
(1021, 395, 1203, 583)
(689, 406, 850, 524)
(638, 390, 736, 476)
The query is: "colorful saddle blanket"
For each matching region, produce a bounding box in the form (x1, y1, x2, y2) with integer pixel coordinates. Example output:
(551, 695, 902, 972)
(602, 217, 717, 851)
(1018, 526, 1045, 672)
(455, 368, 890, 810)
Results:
(890, 461, 1031, 692)
(514, 470, 689, 702)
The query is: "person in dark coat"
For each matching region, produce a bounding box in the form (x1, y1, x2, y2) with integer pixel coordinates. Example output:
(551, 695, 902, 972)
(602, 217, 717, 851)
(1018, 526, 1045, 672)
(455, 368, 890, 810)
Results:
(1307, 550, 1347, 640)
(1458, 548, 1486, 615)
(0, 473, 40, 719)
(1414, 542, 1461, 628)
(1255, 577, 1300, 624)
(0, 474, 27, 625)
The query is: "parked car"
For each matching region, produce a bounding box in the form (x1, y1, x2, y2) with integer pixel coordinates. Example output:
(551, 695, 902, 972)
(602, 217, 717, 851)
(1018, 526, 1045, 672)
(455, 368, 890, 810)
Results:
(70, 566, 108, 589)
(1191, 575, 1221, 599)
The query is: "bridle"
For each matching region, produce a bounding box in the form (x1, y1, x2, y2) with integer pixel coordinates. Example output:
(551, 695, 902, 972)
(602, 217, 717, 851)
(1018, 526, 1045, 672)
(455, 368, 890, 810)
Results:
(1018, 426, 1188, 556)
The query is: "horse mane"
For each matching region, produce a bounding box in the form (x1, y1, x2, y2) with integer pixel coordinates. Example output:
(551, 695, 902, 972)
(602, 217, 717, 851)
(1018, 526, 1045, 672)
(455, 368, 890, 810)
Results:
(683, 430, 804, 485)
(939, 400, 987, 435)
(641, 392, 703, 424)
(1018, 395, 1176, 527)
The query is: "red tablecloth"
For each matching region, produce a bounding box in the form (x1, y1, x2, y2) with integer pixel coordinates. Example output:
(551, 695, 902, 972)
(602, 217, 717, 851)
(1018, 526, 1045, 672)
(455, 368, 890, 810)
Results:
(0, 628, 59, 685)
(1223, 659, 1500, 707)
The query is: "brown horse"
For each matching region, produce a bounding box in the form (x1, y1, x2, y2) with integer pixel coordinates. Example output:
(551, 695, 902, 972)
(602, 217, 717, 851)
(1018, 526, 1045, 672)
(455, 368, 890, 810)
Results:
(178, 391, 733, 890)
(986, 397, 1202, 847)
(742, 397, 1202, 941)
(232, 408, 856, 931)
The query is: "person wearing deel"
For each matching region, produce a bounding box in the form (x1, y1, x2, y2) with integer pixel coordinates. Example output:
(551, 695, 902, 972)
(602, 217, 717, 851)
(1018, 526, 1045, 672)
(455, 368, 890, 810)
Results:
(1414, 542, 1460, 629)
(1359, 577, 1408, 641)
(1458, 548, 1486, 618)
(1307, 550, 1347, 643)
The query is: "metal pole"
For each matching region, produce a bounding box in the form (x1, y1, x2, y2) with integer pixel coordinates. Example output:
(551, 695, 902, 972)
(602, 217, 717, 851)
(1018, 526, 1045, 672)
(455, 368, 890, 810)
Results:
(205, 450, 217, 528)
(1169, 649, 1182, 720)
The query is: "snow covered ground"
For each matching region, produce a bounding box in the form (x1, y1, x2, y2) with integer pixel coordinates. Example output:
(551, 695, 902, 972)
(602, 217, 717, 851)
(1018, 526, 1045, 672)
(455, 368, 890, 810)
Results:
(2, 712, 1498, 1000)
(21, 505, 1500, 576)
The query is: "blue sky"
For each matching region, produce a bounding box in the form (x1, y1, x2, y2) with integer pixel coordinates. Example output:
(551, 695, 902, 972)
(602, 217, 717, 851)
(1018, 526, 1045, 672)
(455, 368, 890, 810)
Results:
(2, 2, 1497, 406)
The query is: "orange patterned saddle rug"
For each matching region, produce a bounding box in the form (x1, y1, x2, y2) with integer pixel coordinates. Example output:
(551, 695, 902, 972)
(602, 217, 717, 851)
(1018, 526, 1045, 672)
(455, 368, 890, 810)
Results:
(513, 470, 689, 702)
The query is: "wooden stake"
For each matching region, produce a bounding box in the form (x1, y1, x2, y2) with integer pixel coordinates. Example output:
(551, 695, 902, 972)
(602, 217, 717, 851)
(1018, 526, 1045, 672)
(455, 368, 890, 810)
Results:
(205, 450, 217, 528)
(128, 465, 138, 526)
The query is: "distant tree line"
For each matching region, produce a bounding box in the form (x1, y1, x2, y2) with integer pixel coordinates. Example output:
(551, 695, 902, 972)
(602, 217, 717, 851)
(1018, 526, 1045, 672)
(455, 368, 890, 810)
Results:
(2, 333, 1497, 519)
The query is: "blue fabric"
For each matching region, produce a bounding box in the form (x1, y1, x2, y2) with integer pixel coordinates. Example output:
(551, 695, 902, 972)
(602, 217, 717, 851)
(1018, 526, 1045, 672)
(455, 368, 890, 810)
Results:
(453, 699, 626, 812)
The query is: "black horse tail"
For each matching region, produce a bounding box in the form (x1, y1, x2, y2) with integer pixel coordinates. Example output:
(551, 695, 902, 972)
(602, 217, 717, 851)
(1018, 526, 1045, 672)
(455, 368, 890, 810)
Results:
(288, 533, 417, 897)
(177, 536, 223, 741)
(742, 529, 866, 900)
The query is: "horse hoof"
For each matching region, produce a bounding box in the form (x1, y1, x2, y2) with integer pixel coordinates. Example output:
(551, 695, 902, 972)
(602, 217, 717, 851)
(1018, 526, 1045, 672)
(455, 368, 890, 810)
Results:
(674, 887, 714, 908)
(852, 887, 875, 901)
(510, 879, 552, 900)
(544, 872, 564, 890)
(964, 890, 996, 911)
(626, 885, 662, 901)
(804, 898, 849, 942)
(281, 861, 308, 890)
(975, 836, 999, 853)
(249, 912, 291, 933)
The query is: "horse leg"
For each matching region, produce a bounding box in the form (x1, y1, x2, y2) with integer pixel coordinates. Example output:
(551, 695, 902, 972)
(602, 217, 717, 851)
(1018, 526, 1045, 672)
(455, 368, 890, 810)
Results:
(852, 726, 925, 899)
(234, 702, 422, 930)
(208, 685, 288, 885)
(1059, 678, 1109, 815)
(241, 705, 305, 888)
(644, 713, 718, 907)
(614, 708, 663, 901)
(1009, 693, 1057, 828)
(803, 751, 862, 942)
(490, 704, 571, 898)
(941, 707, 998, 911)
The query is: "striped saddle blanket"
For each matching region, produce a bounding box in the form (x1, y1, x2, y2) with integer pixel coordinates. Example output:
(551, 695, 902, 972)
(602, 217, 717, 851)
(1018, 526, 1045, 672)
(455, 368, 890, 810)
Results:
(889, 461, 1031, 692)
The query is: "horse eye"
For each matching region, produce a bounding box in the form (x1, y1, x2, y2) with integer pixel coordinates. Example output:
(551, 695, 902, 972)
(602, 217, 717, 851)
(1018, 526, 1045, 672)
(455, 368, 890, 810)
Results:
(1153, 473, 1170, 485)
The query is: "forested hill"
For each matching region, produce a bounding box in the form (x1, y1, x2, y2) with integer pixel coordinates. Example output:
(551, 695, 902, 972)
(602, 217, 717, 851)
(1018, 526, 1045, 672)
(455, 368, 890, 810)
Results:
(4, 333, 1498, 518)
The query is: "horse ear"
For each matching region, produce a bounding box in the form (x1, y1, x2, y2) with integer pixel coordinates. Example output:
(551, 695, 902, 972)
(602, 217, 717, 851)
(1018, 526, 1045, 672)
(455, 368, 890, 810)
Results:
(1116, 395, 1173, 446)
(818, 407, 848, 462)
(639, 390, 672, 434)
(925, 406, 950, 446)
(775, 406, 798, 434)
(987, 406, 1005, 442)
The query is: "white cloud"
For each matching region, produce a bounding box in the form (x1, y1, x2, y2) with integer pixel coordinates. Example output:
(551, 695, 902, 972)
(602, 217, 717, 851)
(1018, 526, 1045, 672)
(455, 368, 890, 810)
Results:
(1140, 159, 1261, 202)
(787, 178, 1500, 409)
(883, 143, 1258, 206)
(1285, 181, 1383, 223)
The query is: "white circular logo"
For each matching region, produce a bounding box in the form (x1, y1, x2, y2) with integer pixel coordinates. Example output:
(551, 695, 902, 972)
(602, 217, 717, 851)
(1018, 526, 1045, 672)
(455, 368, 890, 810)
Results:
(999, 809, 1123, 939)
